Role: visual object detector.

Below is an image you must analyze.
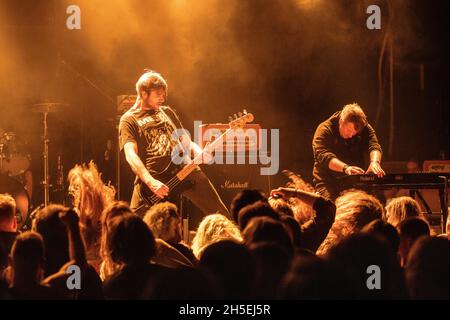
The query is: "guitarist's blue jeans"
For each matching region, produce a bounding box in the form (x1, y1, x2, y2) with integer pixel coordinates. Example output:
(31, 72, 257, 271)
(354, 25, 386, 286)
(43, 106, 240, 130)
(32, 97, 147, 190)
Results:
(131, 169, 230, 219)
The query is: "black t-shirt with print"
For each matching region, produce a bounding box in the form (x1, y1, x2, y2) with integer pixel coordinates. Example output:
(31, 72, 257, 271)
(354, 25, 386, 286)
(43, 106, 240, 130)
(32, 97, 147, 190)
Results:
(119, 106, 184, 177)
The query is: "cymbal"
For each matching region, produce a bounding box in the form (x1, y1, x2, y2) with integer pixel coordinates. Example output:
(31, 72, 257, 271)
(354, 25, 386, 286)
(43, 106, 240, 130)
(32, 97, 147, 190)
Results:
(0, 132, 9, 145)
(31, 103, 69, 113)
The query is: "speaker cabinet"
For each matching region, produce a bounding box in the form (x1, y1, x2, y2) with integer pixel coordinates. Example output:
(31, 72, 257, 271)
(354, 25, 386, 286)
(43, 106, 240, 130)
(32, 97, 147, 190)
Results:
(202, 162, 272, 210)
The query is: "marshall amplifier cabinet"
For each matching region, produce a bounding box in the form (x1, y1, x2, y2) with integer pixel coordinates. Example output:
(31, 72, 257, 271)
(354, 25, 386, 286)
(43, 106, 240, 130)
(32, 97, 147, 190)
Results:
(188, 162, 272, 229)
(198, 122, 270, 207)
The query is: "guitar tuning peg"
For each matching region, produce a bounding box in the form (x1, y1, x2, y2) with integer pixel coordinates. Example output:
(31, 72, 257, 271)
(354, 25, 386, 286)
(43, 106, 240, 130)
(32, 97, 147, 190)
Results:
(234, 114, 238, 119)
(243, 109, 247, 114)
(228, 116, 233, 122)
(238, 112, 243, 117)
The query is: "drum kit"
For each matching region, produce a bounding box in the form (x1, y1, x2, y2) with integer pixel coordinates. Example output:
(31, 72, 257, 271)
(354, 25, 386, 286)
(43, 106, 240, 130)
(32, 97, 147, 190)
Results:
(0, 132, 30, 229)
(0, 102, 67, 230)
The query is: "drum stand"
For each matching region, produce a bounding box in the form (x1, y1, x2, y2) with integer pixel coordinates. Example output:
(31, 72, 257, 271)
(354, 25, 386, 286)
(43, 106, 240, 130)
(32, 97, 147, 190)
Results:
(42, 111, 50, 206)
(0, 142, 3, 173)
(32, 102, 67, 207)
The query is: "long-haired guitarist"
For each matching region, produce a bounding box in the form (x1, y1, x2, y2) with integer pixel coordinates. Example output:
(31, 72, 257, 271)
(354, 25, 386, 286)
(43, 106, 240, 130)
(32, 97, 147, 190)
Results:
(119, 70, 229, 217)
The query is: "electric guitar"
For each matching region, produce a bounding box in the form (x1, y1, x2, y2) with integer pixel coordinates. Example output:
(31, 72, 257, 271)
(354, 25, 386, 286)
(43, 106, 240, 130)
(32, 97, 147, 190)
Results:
(139, 110, 254, 206)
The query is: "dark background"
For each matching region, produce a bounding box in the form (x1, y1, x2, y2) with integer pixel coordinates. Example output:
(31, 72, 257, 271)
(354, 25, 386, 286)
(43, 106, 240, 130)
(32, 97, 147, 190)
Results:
(0, 0, 449, 206)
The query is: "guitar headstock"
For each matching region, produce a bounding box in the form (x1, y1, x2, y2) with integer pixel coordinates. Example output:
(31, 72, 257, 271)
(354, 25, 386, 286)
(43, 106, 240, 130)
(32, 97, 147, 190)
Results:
(228, 109, 254, 129)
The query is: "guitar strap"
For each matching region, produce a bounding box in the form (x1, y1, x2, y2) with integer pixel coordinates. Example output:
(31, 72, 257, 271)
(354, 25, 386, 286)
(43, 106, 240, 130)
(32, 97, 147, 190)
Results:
(159, 106, 194, 166)
(159, 106, 185, 132)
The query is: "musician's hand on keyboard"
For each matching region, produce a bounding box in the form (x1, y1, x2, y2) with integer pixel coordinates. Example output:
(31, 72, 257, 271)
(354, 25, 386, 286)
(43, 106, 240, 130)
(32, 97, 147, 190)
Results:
(148, 179, 169, 198)
(366, 161, 386, 178)
(344, 166, 365, 175)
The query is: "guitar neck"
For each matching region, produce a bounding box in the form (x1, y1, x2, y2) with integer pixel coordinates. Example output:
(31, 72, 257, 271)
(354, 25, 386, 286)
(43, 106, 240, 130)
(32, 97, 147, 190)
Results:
(176, 128, 232, 181)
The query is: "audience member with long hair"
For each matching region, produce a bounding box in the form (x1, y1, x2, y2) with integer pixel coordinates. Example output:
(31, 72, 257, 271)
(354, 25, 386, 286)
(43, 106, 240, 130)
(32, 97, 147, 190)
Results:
(269, 186, 336, 252)
(316, 190, 383, 255)
(191, 214, 242, 259)
(385, 196, 424, 228)
(68, 161, 115, 271)
(99, 201, 134, 281)
(279, 170, 316, 225)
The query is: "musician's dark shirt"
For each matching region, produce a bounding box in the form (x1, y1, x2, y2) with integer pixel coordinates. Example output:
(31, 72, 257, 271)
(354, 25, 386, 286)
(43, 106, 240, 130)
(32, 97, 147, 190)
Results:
(119, 106, 183, 176)
(312, 111, 382, 189)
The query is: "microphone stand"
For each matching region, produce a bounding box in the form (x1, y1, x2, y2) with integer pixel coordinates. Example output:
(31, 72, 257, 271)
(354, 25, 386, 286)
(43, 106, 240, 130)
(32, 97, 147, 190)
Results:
(43, 111, 49, 206)
(60, 60, 121, 198)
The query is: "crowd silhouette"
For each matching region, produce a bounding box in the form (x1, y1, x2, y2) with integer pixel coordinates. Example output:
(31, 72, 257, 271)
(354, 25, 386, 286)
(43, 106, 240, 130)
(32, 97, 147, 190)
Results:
(0, 162, 449, 300)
